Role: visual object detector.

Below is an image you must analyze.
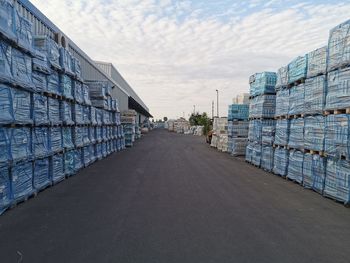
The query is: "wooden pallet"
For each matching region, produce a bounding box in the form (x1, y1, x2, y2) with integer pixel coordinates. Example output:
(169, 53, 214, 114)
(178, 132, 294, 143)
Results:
(304, 149, 325, 156)
(274, 115, 288, 120)
(11, 192, 37, 209)
(324, 108, 350, 115)
(288, 114, 303, 119)
(273, 144, 288, 149)
(288, 77, 306, 88)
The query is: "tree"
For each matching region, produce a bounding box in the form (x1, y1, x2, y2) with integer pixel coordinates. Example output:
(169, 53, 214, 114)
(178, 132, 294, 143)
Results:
(189, 112, 212, 135)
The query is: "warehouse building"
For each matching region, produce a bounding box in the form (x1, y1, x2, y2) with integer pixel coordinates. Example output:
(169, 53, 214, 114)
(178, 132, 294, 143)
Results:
(15, 0, 152, 123)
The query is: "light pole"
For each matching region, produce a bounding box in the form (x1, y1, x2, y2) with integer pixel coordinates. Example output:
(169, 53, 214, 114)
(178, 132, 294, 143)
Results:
(216, 89, 219, 117)
(193, 105, 196, 115)
(212, 100, 214, 120)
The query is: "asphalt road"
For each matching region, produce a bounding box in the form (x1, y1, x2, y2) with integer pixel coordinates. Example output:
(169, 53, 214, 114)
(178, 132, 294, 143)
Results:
(1, 129, 350, 263)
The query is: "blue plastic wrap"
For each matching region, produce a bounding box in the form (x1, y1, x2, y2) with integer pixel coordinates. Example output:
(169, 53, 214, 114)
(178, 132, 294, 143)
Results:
(230, 138, 248, 156)
(248, 119, 275, 143)
(275, 88, 289, 117)
(327, 20, 350, 71)
(102, 142, 107, 157)
(304, 115, 324, 151)
(62, 127, 74, 150)
(304, 75, 326, 115)
(95, 143, 102, 160)
(102, 126, 108, 141)
(32, 71, 47, 92)
(325, 114, 349, 158)
(307, 46, 327, 78)
(0, 128, 10, 164)
(33, 36, 60, 70)
(83, 145, 92, 167)
(261, 145, 274, 172)
(14, 11, 33, 52)
(60, 74, 73, 100)
(11, 161, 34, 201)
(74, 148, 83, 171)
(262, 126, 275, 145)
(0, 0, 16, 41)
(82, 127, 90, 146)
(0, 40, 12, 84)
(312, 154, 326, 193)
(12, 48, 33, 89)
(276, 66, 288, 90)
(89, 127, 96, 143)
(47, 70, 60, 95)
(10, 127, 31, 162)
(0, 165, 11, 215)
(48, 97, 61, 125)
(74, 81, 84, 104)
(90, 106, 97, 125)
(33, 93, 50, 125)
(228, 104, 249, 120)
(303, 153, 313, 188)
(274, 119, 289, 146)
(59, 48, 73, 75)
(288, 84, 304, 115)
(0, 84, 14, 124)
(33, 158, 50, 191)
(252, 143, 261, 166)
(249, 95, 276, 118)
(83, 84, 91, 106)
(287, 150, 303, 183)
(96, 126, 102, 142)
(288, 118, 304, 150)
(64, 151, 75, 176)
(61, 101, 74, 125)
(72, 57, 82, 80)
(33, 127, 50, 158)
(249, 72, 276, 97)
(13, 87, 32, 125)
(86, 81, 107, 99)
(96, 108, 103, 125)
(50, 127, 62, 153)
(51, 153, 64, 183)
(288, 55, 308, 84)
(83, 106, 91, 125)
(325, 158, 350, 204)
(73, 127, 84, 148)
(32, 50, 50, 75)
(273, 147, 289, 176)
(326, 67, 350, 110)
(73, 104, 83, 125)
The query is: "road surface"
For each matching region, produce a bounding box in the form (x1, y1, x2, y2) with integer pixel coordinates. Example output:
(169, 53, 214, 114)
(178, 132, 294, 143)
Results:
(1, 129, 350, 263)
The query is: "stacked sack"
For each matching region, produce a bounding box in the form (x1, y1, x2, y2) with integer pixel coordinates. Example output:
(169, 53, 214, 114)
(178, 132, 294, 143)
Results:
(210, 117, 228, 152)
(0, 1, 125, 215)
(227, 103, 249, 156)
(246, 72, 276, 167)
(121, 110, 137, 147)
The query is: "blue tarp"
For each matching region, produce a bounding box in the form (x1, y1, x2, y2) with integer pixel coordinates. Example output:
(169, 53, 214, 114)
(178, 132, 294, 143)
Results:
(307, 46, 327, 78)
(304, 115, 324, 152)
(64, 151, 75, 176)
(50, 127, 62, 153)
(73, 104, 83, 125)
(325, 114, 349, 159)
(61, 101, 74, 125)
(32, 50, 50, 75)
(289, 84, 304, 115)
(11, 161, 34, 201)
(62, 127, 74, 150)
(0, 128, 10, 164)
(12, 48, 33, 90)
(275, 119, 289, 146)
(51, 153, 64, 183)
(249, 72, 276, 97)
(33, 158, 50, 191)
(261, 145, 274, 172)
(73, 127, 84, 147)
(0, 165, 11, 215)
(14, 11, 33, 52)
(325, 158, 350, 204)
(228, 104, 249, 120)
(326, 67, 350, 110)
(275, 88, 289, 117)
(13, 87, 32, 125)
(47, 71, 60, 95)
(48, 98, 61, 125)
(249, 95, 276, 118)
(0, 0, 16, 41)
(32, 71, 47, 92)
(0, 40, 12, 84)
(72, 57, 82, 80)
(288, 118, 304, 150)
(74, 81, 84, 104)
(33, 94, 50, 125)
(33, 36, 60, 70)
(10, 127, 31, 162)
(287, 150, 304, 183)
(276, 66, 288, 89)
(59, 48, 73, 75)
(0, 84, 14, 124)
(288, 55, 308, 84)
(304, 75, 326, 115)
(328, 20, 350, 71)
(60, 74, 73, 100)
(33, 127, 50, 158)
(273, 148, 289, 176)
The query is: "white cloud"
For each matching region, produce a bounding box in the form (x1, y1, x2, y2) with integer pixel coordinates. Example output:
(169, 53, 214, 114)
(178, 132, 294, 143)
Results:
(30, 0, 350, 119)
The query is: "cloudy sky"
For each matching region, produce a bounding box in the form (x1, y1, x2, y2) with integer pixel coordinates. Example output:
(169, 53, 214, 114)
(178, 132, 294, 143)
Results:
(31, 0, 350, 119)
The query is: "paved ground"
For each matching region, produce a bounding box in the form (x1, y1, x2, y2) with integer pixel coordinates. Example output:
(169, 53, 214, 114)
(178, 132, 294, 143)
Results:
(1, 129, 350, 263)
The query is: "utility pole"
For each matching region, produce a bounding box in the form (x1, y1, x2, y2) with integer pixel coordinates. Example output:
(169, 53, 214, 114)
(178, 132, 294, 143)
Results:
(193, 105, 196, 115)
(212, 100, 214, 120)
(216, 89, 219, 117)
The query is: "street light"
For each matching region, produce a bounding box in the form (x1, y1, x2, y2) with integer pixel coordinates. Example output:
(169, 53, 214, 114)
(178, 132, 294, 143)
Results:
(216, 89, 219, 117)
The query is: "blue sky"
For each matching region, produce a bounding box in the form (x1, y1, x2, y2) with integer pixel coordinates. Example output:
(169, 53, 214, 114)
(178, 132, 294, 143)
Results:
(31, 0, 350, 119)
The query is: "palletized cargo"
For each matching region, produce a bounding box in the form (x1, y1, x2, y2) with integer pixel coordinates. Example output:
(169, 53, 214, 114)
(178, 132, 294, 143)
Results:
(0, 0, 16, 42)
(14, 10, 33, 53)
(48, 97, 61, 125)
(73, 81, 84, 104)
(0, 165, 11, 215)
(73, 126, 84, 148)
(51, 153, 64, 183)
(61, 101, 74, 125)
(261, 145, 274, 172)
(0, 128, 10, 164)
(50, 127, 63, 153)
(32, 71, 47, 92)
(273, 147, 289, 176)
(325, 67, 350, 110)
(249, 95, 276, 118)
(47, 71, 60, 95)
(288, 55, 308, 84)
(274, 119, 289, 146)
(12, 87, 32, 125)
(249, 72, 277, 97)
(59, 48, 74, 75)
(33, 127, 50, 158)
(73, 103, 83, 125)
(60, 74, 73, 100)
(307, 46, 327, 78)
(287, 150, 304, 184)
(0, 84, 14, 124)
(33, 158, 51, 191)
(304, 75, 326, 115)
(33, 93, 49, 126)
(288, 118, 304, 150)
(64, 150, 75, 176)
(10, 127, 32, 162)
(288, 84, 304, 115)
(33, 36, 61, 70)
(11, 161, 35, 202)
(324, 114, 349, 159)
(62, 126, 74, 150)
(275, 88, 289, 117)
(304, 116, 325, 152)
(12, 48, 33, 90)
(276, 66, 288, 89)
